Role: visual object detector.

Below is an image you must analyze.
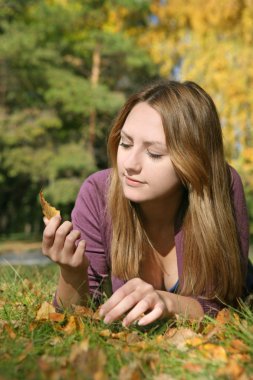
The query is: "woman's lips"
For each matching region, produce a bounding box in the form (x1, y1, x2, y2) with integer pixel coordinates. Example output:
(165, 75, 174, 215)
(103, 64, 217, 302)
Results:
(125, 176, 144, 186)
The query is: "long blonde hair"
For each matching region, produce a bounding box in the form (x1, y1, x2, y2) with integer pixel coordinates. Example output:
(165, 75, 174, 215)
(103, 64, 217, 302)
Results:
(107, 80, 244, 304)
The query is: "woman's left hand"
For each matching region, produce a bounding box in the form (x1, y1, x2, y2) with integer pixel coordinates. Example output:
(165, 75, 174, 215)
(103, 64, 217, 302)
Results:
(99, 278, 169, 327)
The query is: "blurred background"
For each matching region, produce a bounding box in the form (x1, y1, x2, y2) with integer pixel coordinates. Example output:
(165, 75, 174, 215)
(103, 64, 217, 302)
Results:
(0, 0, 252, 258)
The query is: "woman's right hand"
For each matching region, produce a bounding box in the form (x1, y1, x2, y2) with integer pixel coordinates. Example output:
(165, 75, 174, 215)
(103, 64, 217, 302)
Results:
(42, 215, 89, 276)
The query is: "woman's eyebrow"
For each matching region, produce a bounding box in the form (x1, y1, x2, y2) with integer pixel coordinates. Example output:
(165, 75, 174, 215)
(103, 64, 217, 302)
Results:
(120, 129, 167, 148)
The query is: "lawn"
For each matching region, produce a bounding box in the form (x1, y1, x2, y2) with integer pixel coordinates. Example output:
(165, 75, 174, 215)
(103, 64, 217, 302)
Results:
(0, 264, 253, 380)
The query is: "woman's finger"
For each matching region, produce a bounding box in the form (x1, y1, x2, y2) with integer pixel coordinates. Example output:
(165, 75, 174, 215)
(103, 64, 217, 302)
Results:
(42, 215, 62, 251)
(122, 297, 154, 327)
(63, 229, 81, 255)
(102, 290, 145, 324)
(43, 217, 49, 226)
(137, 304, 165, 326)
(53, 221, 73, 252)
(71, 240, 88, 268)
(100, 279, 142, 317)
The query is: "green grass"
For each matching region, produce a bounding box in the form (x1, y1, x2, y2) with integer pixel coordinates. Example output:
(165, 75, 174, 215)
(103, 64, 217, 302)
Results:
(0, 264, 253, 380)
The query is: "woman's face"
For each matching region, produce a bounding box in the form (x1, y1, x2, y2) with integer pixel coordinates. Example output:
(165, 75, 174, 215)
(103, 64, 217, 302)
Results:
(117, 102, 182, 205)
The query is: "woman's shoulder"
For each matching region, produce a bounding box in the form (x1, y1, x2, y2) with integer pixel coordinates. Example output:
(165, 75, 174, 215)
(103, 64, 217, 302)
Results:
(80, 168, 112, 195)
(228, 164, 245, 195)
(229, 164, 242, 184)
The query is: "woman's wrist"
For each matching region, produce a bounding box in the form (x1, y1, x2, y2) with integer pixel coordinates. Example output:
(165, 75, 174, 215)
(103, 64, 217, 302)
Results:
(157, 290, 204, 319)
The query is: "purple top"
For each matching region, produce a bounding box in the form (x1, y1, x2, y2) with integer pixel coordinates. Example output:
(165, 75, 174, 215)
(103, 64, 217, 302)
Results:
(71, 166, 249, 316)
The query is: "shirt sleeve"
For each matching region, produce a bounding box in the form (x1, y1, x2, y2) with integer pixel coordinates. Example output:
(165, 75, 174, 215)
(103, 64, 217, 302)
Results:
(229, 166, 249, 272)
(71, 171, 111, 300)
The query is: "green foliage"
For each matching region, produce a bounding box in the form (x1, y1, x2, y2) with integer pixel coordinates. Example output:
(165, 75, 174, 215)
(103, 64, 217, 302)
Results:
(0, 0, 159, 235)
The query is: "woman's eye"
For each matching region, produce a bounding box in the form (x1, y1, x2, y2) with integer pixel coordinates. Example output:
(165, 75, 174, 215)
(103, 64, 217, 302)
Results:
(119, 141, 131, 149)
(147, 151, 163, 160)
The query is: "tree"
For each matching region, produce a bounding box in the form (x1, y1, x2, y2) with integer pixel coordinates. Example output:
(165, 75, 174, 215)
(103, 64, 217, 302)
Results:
(0, 0, 160, 235)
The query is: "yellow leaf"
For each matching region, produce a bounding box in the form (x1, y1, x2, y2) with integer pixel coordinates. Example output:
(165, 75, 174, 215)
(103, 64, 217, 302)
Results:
(201, 343, 227, 362)
(186, 336, 204, 347)
(99, 329, 111, 337)
(35, 301, 56, 321)
(216, 359, 245, 379)
(62, 315, 84, 335)
(164, 327, 201, 351)
(39, 190, 60, 219)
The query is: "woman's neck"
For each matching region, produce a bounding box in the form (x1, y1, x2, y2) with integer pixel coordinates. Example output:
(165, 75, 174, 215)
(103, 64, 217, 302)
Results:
(138, 188, 184, 230)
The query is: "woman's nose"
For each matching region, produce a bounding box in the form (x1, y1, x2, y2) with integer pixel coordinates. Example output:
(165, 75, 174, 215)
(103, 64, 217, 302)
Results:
(124, 150, 142, 173)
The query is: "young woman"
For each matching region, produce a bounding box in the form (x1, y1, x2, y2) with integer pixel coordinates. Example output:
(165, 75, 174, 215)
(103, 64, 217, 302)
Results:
(42, 80, 249, 326)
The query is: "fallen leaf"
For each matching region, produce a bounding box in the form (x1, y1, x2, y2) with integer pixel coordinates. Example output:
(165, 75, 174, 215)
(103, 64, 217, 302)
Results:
(69, 345, 107, 378)
(200, 343, 227, 362)
(3, 323, 16, 339)
(185, 336, 205, 347)
(49, 336, 63, 346)
(69, 339, 89, 363)
(205, 308, 241, 340)
(119, 362, 142, 380)
(22, 278, 33, 290)
(216, 359, 245, 379)
(228, 339, 249, 354)
(39, 190, 60, 219)
(38, 354, 68, 372)
(183, 362, 203, 373)
(72, 304, 101, 321)
(35, 301, 56, 321)
(164, 327, 201, 351)
(126, 331, 142, 344)
(48, 312, 65, 323)
(110, 331, 128, 340)
(62, 315, 84, 335)
(229, 353, 251, 363)
(99, 329, 111, 337)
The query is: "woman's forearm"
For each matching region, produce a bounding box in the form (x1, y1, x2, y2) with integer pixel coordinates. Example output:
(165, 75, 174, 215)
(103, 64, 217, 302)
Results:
(55, 268, 89, 309)
(157, 290, 204, 319)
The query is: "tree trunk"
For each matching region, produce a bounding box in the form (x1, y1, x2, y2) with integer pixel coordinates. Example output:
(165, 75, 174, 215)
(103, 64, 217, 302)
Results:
(88, 45, 101, 152)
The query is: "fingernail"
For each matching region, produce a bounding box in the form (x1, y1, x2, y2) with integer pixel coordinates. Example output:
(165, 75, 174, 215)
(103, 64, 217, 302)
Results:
(138, 319, 145, 326)
(122, 319, 127, 327)
(103, 315, 111, 324)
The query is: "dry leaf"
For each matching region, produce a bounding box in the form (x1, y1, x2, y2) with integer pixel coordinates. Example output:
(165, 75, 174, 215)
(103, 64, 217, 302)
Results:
(119, 362, 142, 380)
(35, 302, 56, 321)
(216, 359, 245, 379)
(72, 304, 101, 321)
(205, 308, 240, 340)
(62, 315, 84, 335)
(48, 312, 65, 323)
(69, 339, 89, 363)
(185, 336, 205, 347)
(164, 327, 201, 351)
(49, 336, 63, 346)
(69, 345, 107, 378)
(183, 362, 203, 373)
(3, 323, 16, 339)
(200, 343, 227, 362)
(39, 190, 60, 219)
(228, 339, 249, 354)
(99, 329, 111, 337)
